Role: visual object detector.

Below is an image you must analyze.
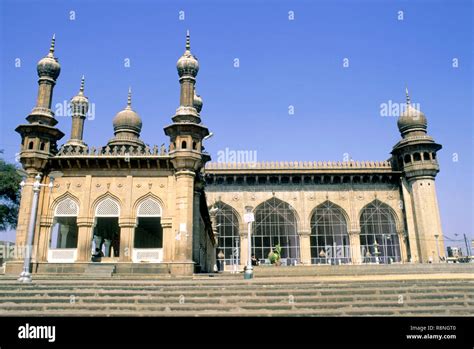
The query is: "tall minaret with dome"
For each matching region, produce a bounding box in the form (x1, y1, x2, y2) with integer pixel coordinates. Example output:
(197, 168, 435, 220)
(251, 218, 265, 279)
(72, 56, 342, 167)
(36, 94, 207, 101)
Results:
(164, 31, 211, 265)
(15, 35, 65, 251)
(65, 76, 89, 148)
(392, 89, 445, 263)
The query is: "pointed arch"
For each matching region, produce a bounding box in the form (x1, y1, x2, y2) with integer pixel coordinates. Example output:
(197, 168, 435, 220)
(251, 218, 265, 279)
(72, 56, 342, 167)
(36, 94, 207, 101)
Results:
(214, 201, 241, 266)
(253, 197, 300, 263)
(132, 193, 166, 218)
(309, 200, 351, 264)
(359, 199, 401, 264)
(91, 192, 122, 217)
(49, 192, 80, 217)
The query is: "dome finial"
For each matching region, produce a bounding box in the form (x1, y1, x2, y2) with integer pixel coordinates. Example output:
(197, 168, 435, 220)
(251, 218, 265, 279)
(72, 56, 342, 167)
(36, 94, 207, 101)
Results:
(79, 75, 85, 94)
(127, 87, 132, 109)
(49, 34, 56, 56)
(186, 30, 190, 51)
(405, 87, 411, 105)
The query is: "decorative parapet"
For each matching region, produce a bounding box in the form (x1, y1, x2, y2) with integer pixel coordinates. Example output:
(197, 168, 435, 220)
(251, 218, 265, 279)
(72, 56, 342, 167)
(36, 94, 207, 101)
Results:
(205, 160, 392, 170)
(56, 144, 170, 158)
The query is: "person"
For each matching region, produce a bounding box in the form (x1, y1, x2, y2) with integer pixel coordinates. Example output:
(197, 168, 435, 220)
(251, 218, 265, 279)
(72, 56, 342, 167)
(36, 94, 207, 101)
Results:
(91, 248, 104, 262)
(217, 250, 225, 272)
(251, 255, 259, 266)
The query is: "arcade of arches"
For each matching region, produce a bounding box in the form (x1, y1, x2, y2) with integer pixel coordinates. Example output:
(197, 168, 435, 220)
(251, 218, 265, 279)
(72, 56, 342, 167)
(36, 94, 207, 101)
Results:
(212, 197, 406, 267)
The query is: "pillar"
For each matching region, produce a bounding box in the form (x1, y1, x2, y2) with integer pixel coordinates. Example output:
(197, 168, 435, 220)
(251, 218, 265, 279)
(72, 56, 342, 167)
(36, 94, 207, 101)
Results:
(298, 230, 311, 265)
(348, 230, 362, 264)
(119, 217, 136, 262)
(76, 217, 94, 262)
(161, 217, 173, 261)
(173, 170, 195, 262)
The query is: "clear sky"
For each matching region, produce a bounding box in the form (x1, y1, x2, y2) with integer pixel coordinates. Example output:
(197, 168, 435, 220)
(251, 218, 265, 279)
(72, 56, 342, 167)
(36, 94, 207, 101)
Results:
(0, 0, 472, 249)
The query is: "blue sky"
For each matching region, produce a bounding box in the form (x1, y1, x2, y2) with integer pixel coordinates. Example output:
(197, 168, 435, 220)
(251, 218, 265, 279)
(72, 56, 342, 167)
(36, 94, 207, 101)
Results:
(0, 0, 472, 248)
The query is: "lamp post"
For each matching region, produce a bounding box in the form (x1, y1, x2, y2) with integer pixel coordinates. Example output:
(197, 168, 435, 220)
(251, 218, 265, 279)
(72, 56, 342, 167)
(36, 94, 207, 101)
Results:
(18, 173, 54, 283)
(244, 206, 254, 280)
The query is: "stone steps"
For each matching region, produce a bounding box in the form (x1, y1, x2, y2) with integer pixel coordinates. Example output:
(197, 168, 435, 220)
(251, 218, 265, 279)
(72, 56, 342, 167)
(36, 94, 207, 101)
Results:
(0, 275, 472, 316)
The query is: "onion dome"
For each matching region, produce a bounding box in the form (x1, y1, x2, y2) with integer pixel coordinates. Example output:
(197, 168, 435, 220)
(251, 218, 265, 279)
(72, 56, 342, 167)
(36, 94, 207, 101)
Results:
(112, 87, 142, 136)
(397, 88, 427, 136)
(193, 91, 203, 113)
(37, 34, 61, 79)
(177, 30, 199, 77)
(70, 76, 89, 110)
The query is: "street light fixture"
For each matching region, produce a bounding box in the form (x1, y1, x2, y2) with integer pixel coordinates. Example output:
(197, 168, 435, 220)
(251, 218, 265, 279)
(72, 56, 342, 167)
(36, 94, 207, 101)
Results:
(18, 173, 54, 283)
(243, 206, 254, 280)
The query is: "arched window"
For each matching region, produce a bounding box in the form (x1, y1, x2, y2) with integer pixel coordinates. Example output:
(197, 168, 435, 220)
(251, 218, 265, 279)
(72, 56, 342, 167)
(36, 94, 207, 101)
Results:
(40, 142, 46, 151)
(253, 197, 299, 264)
(404, 154, 411, 164)
(360, 200, 401, 264)
(215, 201, 240, 266)
(413, 153, 421, 161)
(28, 141, 34, 150)
(181, 140, 187, 149)
(192, 141, 197, 150)
(310, 201, 351, 264)
(50, 198, 79, 249)
(93, 197, 120, 257)
(134, 198, 163, 248)
(423, 152, 430, 161)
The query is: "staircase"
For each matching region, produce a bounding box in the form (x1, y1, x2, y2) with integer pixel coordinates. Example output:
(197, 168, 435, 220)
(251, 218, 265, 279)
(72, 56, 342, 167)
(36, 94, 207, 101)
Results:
(84, 264, 116, 277)
(0, 274, 472, 316)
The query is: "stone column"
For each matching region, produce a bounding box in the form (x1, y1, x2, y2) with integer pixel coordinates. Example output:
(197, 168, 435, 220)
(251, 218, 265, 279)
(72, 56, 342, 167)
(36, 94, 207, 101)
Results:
(192, 189, 201, 267)
(14, 176, 35, 260)
(348, 229, 362, 264)
(37, 215, 53, 262)
(398, 230, 408, 263)
(298, 230, 311, 265)
(76, 217, 94, 262)
(119, 217, 136, 262)
(161, 217, 173, 261)
(173, 170, 195, 263)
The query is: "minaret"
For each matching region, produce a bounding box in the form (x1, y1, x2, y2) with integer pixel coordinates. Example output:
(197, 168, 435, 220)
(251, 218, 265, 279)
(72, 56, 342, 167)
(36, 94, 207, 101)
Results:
(14, 35, 65, 255)
(65, 76, 88, 148)
(164, 31, 210, 271)
(15, 34, 65, 175)
(391, 89, 444, 263)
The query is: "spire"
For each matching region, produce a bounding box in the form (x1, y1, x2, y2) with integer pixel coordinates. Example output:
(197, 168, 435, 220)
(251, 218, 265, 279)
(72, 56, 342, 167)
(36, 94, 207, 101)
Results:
(405, 87, 410, 105)
(79, 75, 85, 95)
(127, 87, 132, 109)
(49, 34, 56, 57)
(186, 30, 190, 51)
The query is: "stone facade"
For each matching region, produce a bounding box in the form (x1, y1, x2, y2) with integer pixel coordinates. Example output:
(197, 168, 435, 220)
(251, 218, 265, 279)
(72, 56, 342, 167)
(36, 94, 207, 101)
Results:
(10, 34, 446, 277)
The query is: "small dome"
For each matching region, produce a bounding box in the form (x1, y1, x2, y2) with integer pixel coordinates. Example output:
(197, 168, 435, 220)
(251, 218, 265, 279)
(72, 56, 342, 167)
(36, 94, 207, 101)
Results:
(37, 35, 61, 79)
(193, 93, 203, 113)
(112, 89, 142, 135)
(397, 103, 427, 135)
(177, 31, 199, 77)
(113, 108, 142, 135)
(71, 76, 88, 105)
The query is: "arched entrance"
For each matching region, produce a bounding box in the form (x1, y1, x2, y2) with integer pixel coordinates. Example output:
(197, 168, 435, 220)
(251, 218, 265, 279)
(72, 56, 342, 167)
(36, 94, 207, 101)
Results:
(93, 197, 120, 259)
(310, 201, 351, 264)
(360, 200, 401, 264)
(253, 197, 300, 265)
(133, 198, 163, 262)
(215, 201, 240, 267)
(48, 197, 79, 262)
